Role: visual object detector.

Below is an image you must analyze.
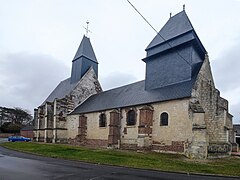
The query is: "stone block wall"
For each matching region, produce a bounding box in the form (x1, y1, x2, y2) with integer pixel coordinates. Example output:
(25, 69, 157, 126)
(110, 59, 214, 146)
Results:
(187, 102, 208, 159)
(152, 99, 192, 144)
(152, 141, 184, 152)
(70, 99, 192, 154)
(34, 67, 102, 143)
(208, 143, 232, 158)
(190, 55, 232, 157)
(120, 107, 138, 148)
(86, 111, 110, 141)
(67, 111, 110, 148)
(38, 106, 45, 129)
(38, 130, 45, 142)
(70, 67, 102, 107)
(55, 98, 69, 129)
(46, 103, 54, 128)
(67, 115, 79, 139)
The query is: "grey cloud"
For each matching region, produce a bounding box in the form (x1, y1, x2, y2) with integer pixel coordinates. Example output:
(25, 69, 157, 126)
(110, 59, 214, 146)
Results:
(211, 44, 240, 92)
(231, 103, 240, 124)
(0, 52, 69, 113)
(211, 42, 240, 123)
(100, 72, 138, 91)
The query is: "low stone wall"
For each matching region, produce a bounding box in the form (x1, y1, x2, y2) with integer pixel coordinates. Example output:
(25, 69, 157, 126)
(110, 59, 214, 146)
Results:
(38, 137, 44, 142)
(88, 139, 108, 147)
(45, 137, 53, 143)
(0, 133, 14, 138)
(120, 141, 185, 153)
(232, 143, 239, 152)
(208, 143, 232, 158)
(55, 138, 68, 144)
(152, 141, 184, 153)
(21, 131, 33, 139)
(120, 143, 137, 150)
(68, 138, 108, 148)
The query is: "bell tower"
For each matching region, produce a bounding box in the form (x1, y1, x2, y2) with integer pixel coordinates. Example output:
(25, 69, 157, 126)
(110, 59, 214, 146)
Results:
(143, 11, 206, 90)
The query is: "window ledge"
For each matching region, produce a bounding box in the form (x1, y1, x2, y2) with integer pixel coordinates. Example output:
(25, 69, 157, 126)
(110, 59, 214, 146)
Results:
(99, 126, 107, 129)
(126, 125, 136, 128)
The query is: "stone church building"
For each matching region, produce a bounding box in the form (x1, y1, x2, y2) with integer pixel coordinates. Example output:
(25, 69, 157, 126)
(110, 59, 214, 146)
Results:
(34, 10, 235, 158)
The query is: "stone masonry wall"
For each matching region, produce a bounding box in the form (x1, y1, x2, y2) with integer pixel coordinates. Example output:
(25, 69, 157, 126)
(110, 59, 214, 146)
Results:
(67, 112, 109, 147)
(70, 67, 102, 107)
(151, 99, 192, 145)
(38, 106, 45, 129)
(34, 67, 102, 143)
(67, 115, 79, 139)
(191, 55, 232, 157)
(71, 99, 192, 153)
(192, 55, 228, 143)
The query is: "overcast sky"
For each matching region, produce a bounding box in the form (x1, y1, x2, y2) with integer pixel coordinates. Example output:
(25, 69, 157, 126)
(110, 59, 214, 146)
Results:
(0, 0, 239, 123)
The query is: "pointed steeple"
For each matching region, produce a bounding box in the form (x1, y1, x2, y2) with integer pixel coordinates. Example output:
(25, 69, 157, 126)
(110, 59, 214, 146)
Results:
(70, 35, 98, 84)
(73, 35, 98, 63)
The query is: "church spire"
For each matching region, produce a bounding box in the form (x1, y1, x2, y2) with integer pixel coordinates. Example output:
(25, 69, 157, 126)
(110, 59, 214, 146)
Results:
(70, 35, 98, 84)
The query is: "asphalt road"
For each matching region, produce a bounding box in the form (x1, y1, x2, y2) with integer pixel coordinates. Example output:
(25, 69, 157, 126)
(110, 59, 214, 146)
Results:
(0, 138, 8, 143)
(0, 143, 238, 180)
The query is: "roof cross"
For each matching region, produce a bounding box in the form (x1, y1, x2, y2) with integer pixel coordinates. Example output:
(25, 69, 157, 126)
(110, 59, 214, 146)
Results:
(83, 21, 92, 37)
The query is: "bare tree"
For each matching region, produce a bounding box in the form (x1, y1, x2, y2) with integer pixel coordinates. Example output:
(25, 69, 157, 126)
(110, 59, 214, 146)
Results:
(0, 106, 33, 133)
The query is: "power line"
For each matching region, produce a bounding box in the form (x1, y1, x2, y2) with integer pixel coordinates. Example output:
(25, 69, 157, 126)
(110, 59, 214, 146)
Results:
(126, 0, 191, 66)
(126, 0, 159, 35)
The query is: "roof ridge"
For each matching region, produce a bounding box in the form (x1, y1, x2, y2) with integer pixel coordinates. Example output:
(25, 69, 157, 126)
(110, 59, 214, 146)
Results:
(41, 77, 77, 106)
(71, 77, 193, 115)
(100, 80, 145, 94)
(146, 10, 194, 50)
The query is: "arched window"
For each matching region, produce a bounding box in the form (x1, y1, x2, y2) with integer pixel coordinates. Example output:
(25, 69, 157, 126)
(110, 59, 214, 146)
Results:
(127, 110, 136, 126)
(99, 113, 106, 127)
(160, 112, 168, 126)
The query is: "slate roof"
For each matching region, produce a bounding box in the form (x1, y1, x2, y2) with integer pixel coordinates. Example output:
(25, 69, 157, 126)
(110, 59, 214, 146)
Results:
(71, 62, 202, 114)
(70, 10, 206, 115)
(146, 11, 194, 50)
(73, 35, 98, 63)
(42, 78, 77, 105)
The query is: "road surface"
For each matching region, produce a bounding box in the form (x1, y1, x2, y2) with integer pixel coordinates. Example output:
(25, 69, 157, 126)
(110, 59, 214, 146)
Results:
(0, 143, 238, 180)
(0, 138, 8, 143)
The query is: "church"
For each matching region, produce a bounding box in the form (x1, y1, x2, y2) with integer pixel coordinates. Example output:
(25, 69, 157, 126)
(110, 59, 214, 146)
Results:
(33, 10, 236, 159)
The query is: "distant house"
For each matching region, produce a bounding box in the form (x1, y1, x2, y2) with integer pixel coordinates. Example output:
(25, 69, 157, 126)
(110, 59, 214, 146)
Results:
(234, 125, 240, 144)
(21, 126, 33, 139)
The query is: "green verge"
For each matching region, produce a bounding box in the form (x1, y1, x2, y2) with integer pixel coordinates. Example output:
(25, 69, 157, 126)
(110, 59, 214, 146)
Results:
(1, 142, 240, 176)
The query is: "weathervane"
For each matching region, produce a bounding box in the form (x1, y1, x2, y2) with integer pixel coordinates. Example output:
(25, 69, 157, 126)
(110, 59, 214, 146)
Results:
(83, 21, 92, 37)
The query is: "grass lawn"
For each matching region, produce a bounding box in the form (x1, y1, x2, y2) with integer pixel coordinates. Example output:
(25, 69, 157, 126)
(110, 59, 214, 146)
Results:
(1, 142, 240, 177)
